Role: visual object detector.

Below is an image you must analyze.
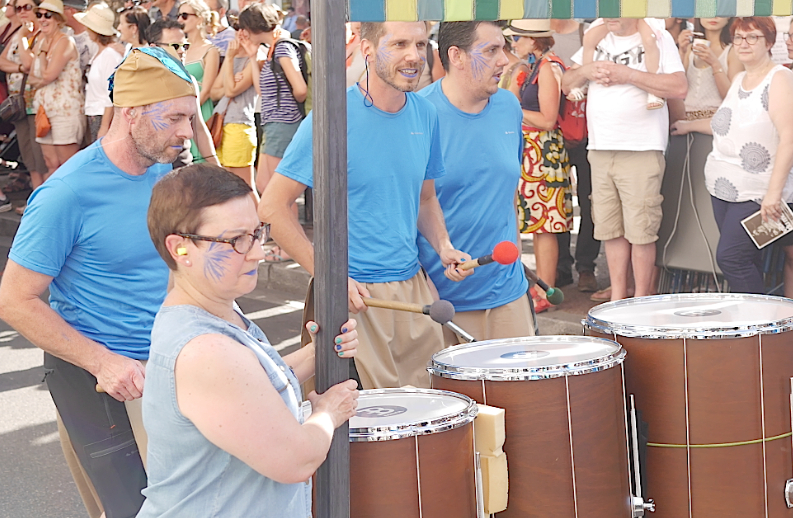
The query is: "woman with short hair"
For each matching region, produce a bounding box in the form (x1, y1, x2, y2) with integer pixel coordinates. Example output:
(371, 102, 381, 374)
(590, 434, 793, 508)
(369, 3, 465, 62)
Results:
(138, 164, 359, 517)
(672, 17, 793, 294)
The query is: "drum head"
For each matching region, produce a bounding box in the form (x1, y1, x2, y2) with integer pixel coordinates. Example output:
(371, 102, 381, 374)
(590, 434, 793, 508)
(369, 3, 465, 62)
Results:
(428, 336, 625, 381)
(349, 388, 477, 442)
(586, 293, 793, 338)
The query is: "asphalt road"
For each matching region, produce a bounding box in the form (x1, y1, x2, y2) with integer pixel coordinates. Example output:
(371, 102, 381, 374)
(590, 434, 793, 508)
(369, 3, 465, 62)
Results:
(0, 277, 305, 518)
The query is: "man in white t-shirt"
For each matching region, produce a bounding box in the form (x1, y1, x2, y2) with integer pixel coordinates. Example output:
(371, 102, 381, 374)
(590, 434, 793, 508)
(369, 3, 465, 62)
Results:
(563, 18, 687, 301)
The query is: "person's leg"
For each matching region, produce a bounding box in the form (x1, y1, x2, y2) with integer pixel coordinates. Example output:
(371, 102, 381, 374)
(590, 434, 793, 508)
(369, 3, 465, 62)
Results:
(569, 141, 601, 276)
(711, 198, 765, 293)
(56, 412, 105, 518)
(631, 242, 657, 297)
(555, 231, 574, 286)
(605, 237, 632, 300)
(54, 143, 80, 169)
(533, 231, 559, 289)
(43, 353, 146, 518)
(39, 144, 59, 181)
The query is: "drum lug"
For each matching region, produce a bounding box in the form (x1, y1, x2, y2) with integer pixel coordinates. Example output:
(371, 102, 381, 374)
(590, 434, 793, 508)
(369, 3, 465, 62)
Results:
(632, 496, 655, 516)
(785, 479, 793, 508)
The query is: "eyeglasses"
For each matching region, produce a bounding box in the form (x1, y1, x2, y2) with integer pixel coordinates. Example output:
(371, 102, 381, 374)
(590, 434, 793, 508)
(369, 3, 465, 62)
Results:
(16, 4, 33, 11)
(177, 12, 196, 20)
(155, 42, 190, 52)
(174, 223, 270, 255)
(733, 33, 764, 45)
(35, 10, 53, 18)
(511, 35, 522, 42)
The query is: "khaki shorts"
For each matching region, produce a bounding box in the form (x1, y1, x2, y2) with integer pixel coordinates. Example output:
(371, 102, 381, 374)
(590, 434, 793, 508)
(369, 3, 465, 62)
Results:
(442, 294, 535, 347)
(588, 150, 665, 245)
(354, 273, 445, 390)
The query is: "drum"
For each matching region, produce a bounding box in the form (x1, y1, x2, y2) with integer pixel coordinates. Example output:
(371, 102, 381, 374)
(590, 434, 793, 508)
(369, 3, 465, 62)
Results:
(585, 293, 793, 518)
(428, 336, 635, 517)
(349, 388, 479, 518)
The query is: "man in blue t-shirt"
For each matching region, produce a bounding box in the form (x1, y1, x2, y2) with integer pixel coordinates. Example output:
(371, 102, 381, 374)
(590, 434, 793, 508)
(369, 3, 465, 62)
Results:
(260, 21, 473, 390)
(0, 48, 196, 518)
(418, 21, 534, 345)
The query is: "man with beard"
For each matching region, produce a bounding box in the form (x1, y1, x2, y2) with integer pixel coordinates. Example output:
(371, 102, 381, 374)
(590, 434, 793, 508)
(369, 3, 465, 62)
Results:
(418, 21, 533, 344)
(0, 47, 196, 517)
(260, 21, 473, 390)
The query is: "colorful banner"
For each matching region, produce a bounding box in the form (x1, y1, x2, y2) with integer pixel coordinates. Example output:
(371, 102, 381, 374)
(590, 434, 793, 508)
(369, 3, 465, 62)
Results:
(347, 0, 793, 19)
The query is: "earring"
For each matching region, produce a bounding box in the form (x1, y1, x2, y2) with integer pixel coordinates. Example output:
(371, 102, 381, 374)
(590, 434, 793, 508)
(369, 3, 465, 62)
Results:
(176, 247, 187, 256)
(184, 260, 191, 266)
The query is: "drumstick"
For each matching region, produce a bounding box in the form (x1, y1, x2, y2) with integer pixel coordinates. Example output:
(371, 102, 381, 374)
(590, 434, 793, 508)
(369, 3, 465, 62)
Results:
(524, 268, 564, 305)
(363, 298, 455, 325)
(458, 241, 520, 271)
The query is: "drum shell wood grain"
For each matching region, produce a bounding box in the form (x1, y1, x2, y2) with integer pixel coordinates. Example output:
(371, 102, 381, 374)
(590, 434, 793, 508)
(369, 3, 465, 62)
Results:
(431, 367, 632, 517)
(349, 422, 477, 518)
(587, 329, 793, 518)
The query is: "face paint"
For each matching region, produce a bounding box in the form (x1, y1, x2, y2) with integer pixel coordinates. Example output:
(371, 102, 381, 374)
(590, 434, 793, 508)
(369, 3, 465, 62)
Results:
(203, 237, 234, 282)
(142, 102, 170, 131)
(468, 41, 490, 81)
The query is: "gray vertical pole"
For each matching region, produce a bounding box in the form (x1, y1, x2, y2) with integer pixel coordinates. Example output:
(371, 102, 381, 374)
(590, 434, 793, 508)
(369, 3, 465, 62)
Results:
(311, 0, 349, 517)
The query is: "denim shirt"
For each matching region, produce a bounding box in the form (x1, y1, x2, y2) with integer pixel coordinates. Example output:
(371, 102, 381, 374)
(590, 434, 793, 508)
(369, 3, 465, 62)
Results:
(137, 305, 311, 518)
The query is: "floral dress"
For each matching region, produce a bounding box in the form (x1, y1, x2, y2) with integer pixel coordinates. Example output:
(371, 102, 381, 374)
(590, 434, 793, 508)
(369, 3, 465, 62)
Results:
(33, 41, 85, 145)
(516, 57, 573, 234)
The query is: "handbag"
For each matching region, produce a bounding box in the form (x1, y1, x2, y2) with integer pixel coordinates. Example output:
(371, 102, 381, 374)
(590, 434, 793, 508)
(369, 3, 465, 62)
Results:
(0, 72, 26, 123)
(35, 104, 50, 138)
(206, 110, 224, 148)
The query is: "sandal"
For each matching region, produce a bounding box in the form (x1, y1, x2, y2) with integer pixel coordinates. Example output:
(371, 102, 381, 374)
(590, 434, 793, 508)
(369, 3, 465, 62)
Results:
(647, 93, 665, 110)
(264, 245, 292, 263)
(567, 85, 588, 102)
(3, 177, 30, 194)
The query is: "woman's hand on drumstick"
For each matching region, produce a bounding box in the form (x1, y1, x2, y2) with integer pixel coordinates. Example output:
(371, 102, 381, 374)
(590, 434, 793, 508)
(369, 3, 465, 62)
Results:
(305, 318, 359, 358)
(440, 248, 474, 282)
(307, 379, 360, 429)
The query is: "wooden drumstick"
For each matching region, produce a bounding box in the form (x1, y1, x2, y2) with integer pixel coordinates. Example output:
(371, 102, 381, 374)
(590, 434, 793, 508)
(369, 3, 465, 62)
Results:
(96, 384, 105, 393)
(363, 298, 455, 325)
(458, 241, 520, 271)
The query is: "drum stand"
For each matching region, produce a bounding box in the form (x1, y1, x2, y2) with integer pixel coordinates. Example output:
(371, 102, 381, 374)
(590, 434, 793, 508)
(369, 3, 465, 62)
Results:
(629, 395, 656, 517)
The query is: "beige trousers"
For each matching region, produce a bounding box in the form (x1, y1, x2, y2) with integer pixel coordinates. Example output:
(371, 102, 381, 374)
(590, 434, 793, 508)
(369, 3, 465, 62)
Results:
(354, 273, 445, 389)
(442, 294, 536, 347)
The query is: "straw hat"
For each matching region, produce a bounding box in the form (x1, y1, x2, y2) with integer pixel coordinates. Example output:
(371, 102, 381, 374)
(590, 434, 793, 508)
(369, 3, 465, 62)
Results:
(74, 3, 118, 36)
(38, 0, 64, 14)
(503, 19, 554, 38)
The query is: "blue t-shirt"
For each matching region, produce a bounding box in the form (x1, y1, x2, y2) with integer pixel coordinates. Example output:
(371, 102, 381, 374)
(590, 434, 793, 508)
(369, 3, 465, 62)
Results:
(9, 140, 171, 359)
(277, 86, 446, 283)
(417, 81, 528, 311)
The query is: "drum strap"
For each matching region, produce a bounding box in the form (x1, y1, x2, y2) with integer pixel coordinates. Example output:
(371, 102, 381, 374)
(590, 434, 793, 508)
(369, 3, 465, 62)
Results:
(647, 431, 792, 448)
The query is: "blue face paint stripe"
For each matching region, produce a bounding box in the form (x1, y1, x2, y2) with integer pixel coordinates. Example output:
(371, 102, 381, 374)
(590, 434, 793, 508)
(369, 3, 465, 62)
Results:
(142, 101, 171, 131)
(469, 41, 490, 80)
(203, 237, 234, 282)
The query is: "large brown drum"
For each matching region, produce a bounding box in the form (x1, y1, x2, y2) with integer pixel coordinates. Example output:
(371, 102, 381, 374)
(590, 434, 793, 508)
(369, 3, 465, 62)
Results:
(428, 336, 635, 517)
(585, 293, 793, 518)
(349, 388, 478, 518)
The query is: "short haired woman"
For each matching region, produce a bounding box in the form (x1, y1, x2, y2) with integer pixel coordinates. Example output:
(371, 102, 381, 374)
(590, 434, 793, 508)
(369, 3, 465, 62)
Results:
(138, 164, 360, 517)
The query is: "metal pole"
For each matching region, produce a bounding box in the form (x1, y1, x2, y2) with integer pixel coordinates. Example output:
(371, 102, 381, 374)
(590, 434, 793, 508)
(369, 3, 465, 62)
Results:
(311, 0, 349, 517)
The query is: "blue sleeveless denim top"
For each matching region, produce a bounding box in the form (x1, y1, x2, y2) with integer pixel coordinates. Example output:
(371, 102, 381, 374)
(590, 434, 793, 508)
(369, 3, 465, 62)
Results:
(137, 305, 311, 518)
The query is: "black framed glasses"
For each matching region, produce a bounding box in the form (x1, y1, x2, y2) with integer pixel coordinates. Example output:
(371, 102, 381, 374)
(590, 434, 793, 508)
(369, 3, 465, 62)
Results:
(155, 42, 190, 52)
(177, 12, 196, 20)
(733, 33, 764, 45)
(175, 223, 270, 255)
(35, 10, 53, 18)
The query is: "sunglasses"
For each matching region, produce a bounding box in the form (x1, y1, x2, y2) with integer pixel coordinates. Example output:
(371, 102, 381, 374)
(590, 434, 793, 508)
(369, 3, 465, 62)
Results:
(35, 10, 53, 18)
(16, 4, 33, 11)
(177, 12, 196, 20)
(155, 42, 190, 52)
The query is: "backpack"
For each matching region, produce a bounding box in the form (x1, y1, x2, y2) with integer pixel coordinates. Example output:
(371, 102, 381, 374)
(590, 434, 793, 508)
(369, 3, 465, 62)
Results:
(270, 38, 312, 118)
(527, 54, 587, 147)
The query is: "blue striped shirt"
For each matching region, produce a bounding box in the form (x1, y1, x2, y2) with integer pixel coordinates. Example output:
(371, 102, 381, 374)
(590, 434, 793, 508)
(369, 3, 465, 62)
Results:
(259, 40, 304, 124)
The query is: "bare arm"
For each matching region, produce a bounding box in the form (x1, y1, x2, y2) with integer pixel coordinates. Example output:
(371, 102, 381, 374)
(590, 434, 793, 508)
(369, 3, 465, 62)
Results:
(190, 77, 219, 165)
(97, 105, 114, 138)
(670, 117, 712, 136)
(507, 63, 527, 101)
(561, 62, 593, 94)
(522, 62, 561, 131)
(761, 70, 793, 222)
(0, 33, 21, 73)
(175, 334, 358, 484)
(224, 50, 253, 99)
(416, 179, 472, 281)
(283, 319, 358, 383)
(279, 53, 307, 102)
(198, 46, 220, 106)
(594, 62, 688, 99)
(0, 260, 146, 401)
(259, 172, 314, 275)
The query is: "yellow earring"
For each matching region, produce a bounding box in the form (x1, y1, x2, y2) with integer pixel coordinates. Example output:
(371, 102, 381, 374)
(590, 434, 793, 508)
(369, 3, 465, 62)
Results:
(176, 247, 188, 256)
